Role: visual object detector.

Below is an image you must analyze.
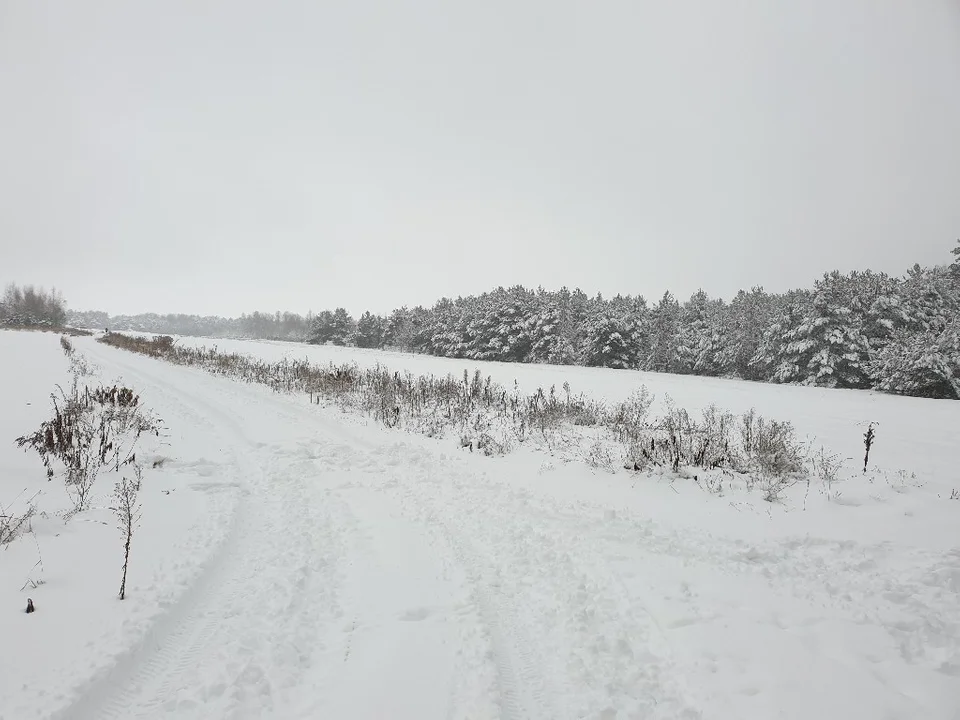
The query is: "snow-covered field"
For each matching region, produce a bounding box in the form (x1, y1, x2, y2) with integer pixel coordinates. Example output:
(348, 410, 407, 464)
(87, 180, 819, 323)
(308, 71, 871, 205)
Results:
(2, 329, 959, 719)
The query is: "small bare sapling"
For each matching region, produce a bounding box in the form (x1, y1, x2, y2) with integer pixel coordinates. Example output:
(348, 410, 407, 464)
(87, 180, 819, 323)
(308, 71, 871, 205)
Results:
(113, 465, 143, 600)
(863, 422, 876, 474)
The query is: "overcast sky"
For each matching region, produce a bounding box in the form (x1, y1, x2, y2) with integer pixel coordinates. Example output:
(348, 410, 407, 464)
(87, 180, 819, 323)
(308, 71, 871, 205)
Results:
(2, 1, 959, 318)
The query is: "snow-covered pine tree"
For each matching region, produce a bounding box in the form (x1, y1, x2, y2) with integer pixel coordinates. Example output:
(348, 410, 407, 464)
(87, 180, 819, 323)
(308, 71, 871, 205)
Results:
(329, 308, 355, 346)
(773, 272, 872, 388)
(750, 290, 811, 382)
(383, 307, 415, 351)
(309, 310, 335, 344)
(901, 264, 959, 333)
(676, 290, 723, 375)
(646, 291, 681, 373)
(355, 311, 386, 349)
(527, 290, 576, 365)
(406, 306, 435, 354)
(869, 317, 960, 399)
(581, 309, 641, 369)
(868, 260, 960, 397)
(566, 288, 594, 360)
(715, 287, 772, 379)
(424, 298, 458, 356)
(852, 271, 910, 356)
(467, 286, 534, 362)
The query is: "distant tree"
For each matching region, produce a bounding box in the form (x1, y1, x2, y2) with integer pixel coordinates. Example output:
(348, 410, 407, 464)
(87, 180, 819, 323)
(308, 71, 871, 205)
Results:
(646, 291, 681, 373)
(676, 290, 724, 376)
(581, 311, 641, 369)
(355, 311, 386, 349)
(851, 271, 910, 355)
(383, 306, 425, 351)
(329, 308, 355, 346)
(751, 290, 812, 382)
(772, 273, 872, 388)
(716, 287, 772, 379)
(467, 286, 534, 362)
(309, 310, 335, 344)
(1, 283, 67, 327)
(67, 309, 110, 330)
(527, 291, 576, 365)
(870, 317, 960, 399)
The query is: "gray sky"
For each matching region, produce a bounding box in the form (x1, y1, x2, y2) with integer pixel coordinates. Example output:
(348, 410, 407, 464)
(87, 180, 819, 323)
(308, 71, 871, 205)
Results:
(2, 0, 959, 318)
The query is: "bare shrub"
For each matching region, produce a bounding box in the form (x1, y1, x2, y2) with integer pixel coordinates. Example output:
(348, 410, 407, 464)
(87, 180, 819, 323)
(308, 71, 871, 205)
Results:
(67, 350, 96, 378)
(758, 473, 800, 503)
(695, 404, 736, 469)
(809, 446, 847, 498)
(608, 387, 654, 444)
(739, 408, 805, 477)
(583, 438, 618, 472)
(113, 465, 142, 600)
(15, 379, 161, 512)
(153, 335, 175, 352)
(477, 431, 512, 457)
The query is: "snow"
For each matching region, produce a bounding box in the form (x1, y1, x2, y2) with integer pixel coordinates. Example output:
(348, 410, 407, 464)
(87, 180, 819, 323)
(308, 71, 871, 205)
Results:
(2, 329, 959, 719)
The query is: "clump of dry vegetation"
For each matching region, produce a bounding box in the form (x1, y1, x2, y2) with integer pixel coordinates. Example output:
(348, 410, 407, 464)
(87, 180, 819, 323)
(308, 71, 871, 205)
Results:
(15, 340, 162, 512)
(100, 332, 813, 498)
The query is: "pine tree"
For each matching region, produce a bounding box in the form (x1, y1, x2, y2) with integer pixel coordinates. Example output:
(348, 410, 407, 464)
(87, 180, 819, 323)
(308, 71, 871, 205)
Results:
(716, 287, 772, 379)
(384, 307, 414, 351)
(751, 290, 811, 381)
(773, 273, 872, 388)
(676, 290, 723, 375)
(355, 311, 386, 348)
(870, 318, 960, 399)
(309, 310, 335, 344)
(853, 271, 910, 354)
(581, 311, 641, 369)
(467, 287, 534, 362)
(527, 291, 576, 365)
(646, 291, 681, 373)
(329, 308, 355, 346)
(901, 264, 958, 333)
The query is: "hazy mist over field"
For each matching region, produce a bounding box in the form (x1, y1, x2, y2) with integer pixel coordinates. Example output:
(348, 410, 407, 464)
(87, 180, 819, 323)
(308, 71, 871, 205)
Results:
(2, 0, 959, 316)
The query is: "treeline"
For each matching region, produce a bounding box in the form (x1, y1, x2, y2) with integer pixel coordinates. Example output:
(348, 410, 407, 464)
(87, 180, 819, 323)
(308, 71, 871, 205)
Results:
(307, 243, 960, 399)
(0, 284, 67, 328)
(65, 241, 960, 399)
(67, 310, 312, 341)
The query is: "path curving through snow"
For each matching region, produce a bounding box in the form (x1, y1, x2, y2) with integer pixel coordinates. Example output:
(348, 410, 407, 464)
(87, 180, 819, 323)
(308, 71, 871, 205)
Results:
(36, 337, 960, 720)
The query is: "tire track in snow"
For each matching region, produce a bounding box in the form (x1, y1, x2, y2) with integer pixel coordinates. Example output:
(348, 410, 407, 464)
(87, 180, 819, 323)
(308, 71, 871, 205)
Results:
(54, 343, 346, 720)
(47, 365, 256, 719)
(449, 536, 554, 720)
(377, 448, 558, 720)
(387, 451, 707, 719)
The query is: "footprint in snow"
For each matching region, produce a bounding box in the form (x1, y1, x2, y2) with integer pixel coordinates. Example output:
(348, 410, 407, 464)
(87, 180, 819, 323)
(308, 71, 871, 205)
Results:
(399, 607, 432, 622)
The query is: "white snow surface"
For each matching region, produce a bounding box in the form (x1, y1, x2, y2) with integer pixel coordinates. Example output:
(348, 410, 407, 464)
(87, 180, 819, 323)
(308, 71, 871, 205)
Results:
(1, 329, 958, 719)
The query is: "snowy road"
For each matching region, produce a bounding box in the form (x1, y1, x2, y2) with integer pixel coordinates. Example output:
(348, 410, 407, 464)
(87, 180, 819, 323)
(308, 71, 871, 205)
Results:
(40, 339, 960, 719)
